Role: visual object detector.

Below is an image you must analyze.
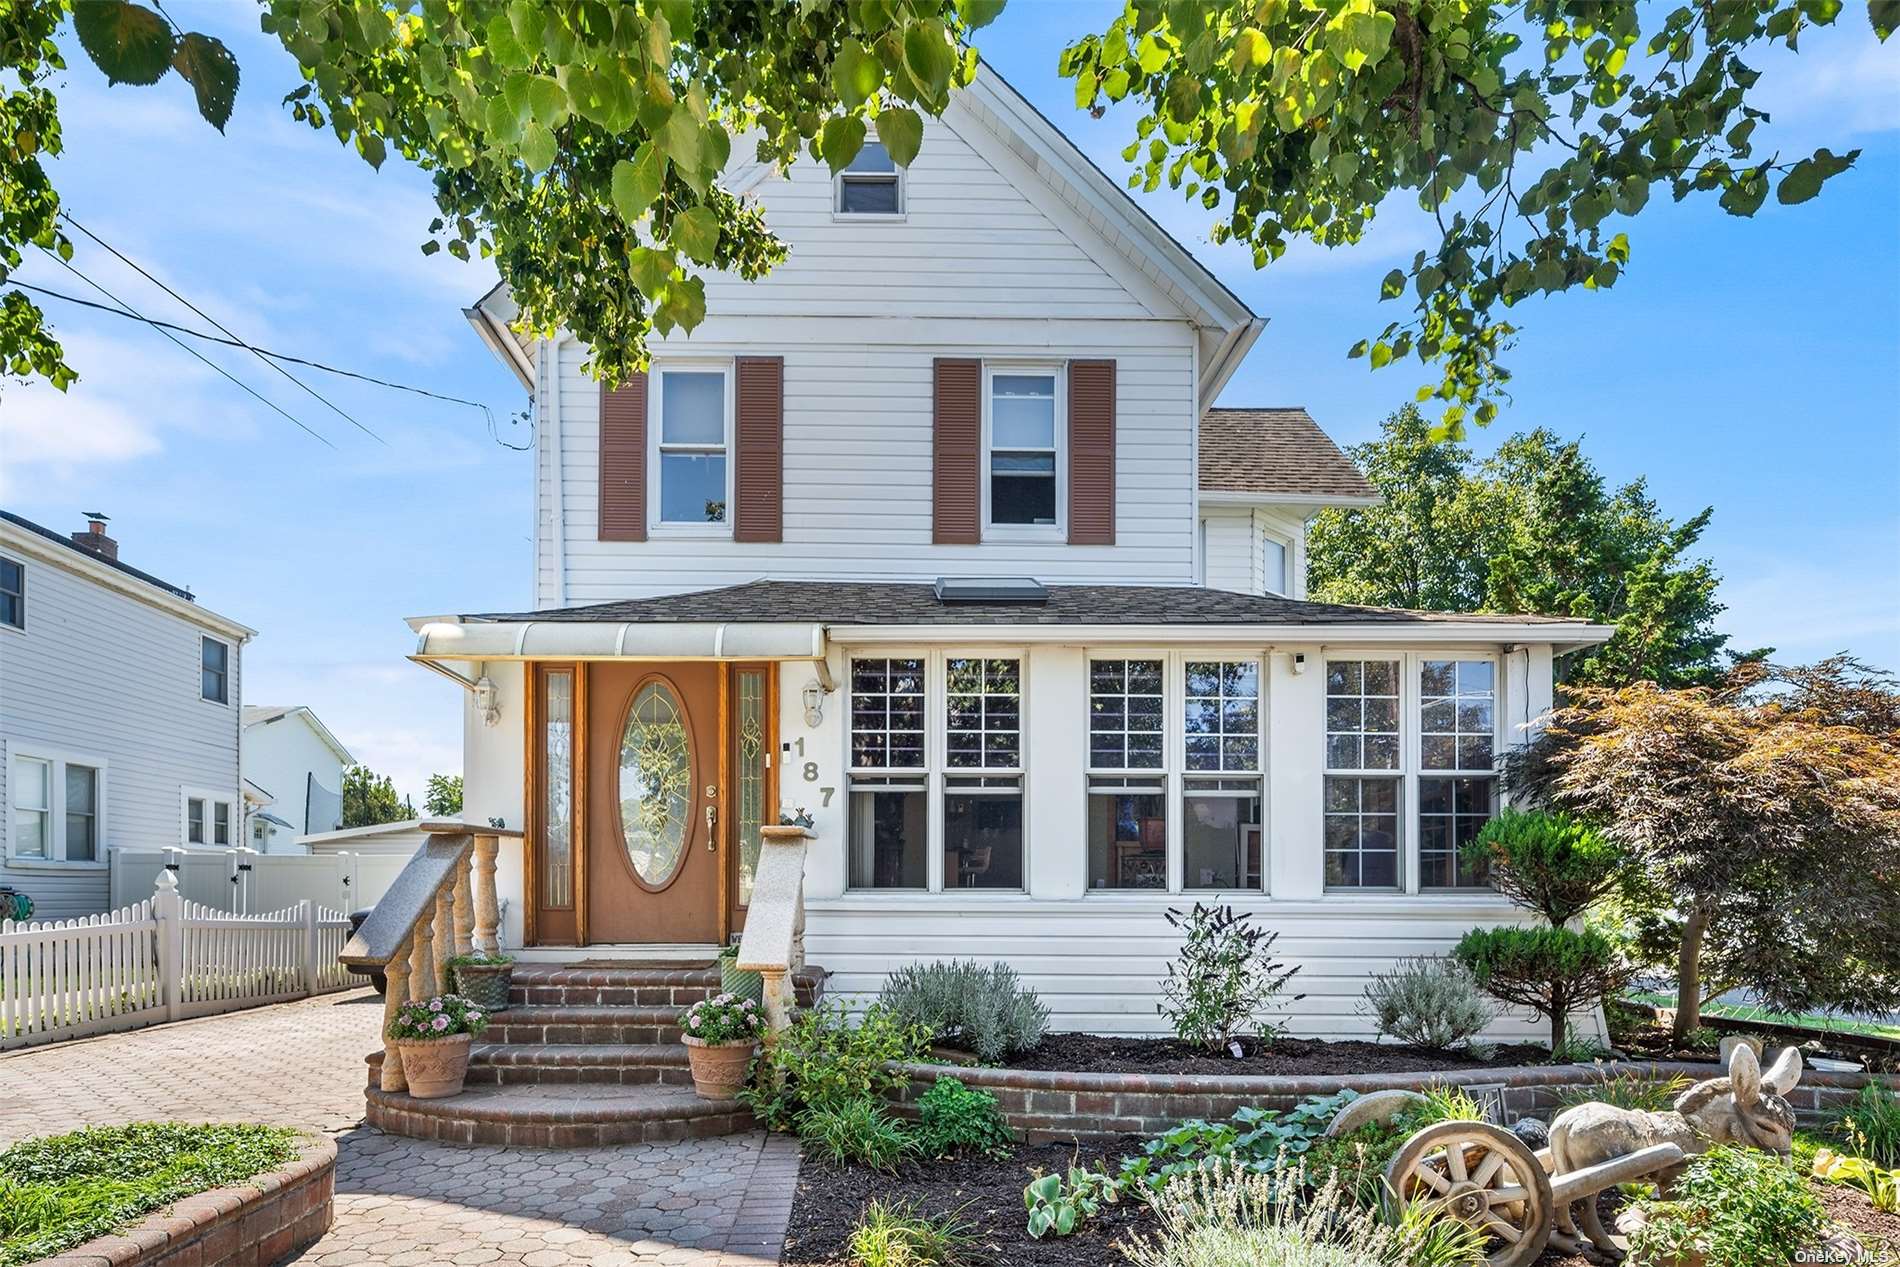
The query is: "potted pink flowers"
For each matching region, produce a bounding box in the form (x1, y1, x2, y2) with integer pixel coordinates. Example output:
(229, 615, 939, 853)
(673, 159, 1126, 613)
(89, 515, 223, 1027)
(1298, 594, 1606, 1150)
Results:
(677, 992, 765, 1101)
(387, 994, 489, 1099)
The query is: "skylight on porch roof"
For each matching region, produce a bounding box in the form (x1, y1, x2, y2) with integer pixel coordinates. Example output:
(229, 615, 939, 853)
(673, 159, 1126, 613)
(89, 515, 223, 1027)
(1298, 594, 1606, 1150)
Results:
(933, 577, 1049, 605)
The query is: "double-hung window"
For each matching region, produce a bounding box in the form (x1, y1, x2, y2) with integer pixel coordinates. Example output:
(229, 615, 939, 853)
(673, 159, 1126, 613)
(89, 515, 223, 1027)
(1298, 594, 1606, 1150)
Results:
(847, 657, 927, 889)
(1086, 658, 1166, 890)
(835, 140, 902, 214)
(9, 749, 103, 863)
(183, 789, 235, 848)
(654, 365, 731, 528)
(1324, 659, 1403, 889)
(1183, 660, 1263, 890)
(942, 657, 1023, 890)
(201, 637, 230, 704)
(985, 368, 1061, 530)
(0, 555, 22, 629)
(1417, 659, 1497, 888)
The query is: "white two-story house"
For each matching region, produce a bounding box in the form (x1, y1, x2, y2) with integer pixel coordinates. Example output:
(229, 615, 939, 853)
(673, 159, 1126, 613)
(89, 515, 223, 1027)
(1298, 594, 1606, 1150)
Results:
(241, 705, 353, 853)
(0, 512, 253, 920)
(417, 65, 1609, 1039)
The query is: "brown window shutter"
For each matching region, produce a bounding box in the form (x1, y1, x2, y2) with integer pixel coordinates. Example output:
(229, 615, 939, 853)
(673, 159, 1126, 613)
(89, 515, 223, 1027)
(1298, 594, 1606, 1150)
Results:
(734, 357, 784, 543)
(598, 371, 648, 541)
(933, 358, 981, 545)
(1068, 359, 1116, 545)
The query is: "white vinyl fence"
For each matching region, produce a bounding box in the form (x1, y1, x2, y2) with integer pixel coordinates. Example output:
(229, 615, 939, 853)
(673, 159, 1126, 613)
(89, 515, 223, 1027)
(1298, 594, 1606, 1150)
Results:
(109, 847, 398, 915)
(0, 871, 356, 1050)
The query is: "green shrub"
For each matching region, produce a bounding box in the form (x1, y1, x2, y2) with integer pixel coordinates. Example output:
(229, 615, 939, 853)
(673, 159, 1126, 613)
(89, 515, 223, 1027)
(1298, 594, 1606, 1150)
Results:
(1831, 1080, 1900, 1169)
(1552, 1068, 1691, 1114)
(845, 1198, 975, 1267)
(742, 1004, 929, 1132)
(1158, 904, 1303, 1052)
(0, 1122, 300, 1266)
(1453, 925, 1626, 1052)
(914, 1077, 1012, 1159)
(1361, 956, 1496, 1051)
(877, 960, 1048, 1062)
(1024, 1164, 1123, 1238)
(1624, 1145, 1826, 1267)
(1462, 809, 1624, 925)
(798, 1098, 918, 1171)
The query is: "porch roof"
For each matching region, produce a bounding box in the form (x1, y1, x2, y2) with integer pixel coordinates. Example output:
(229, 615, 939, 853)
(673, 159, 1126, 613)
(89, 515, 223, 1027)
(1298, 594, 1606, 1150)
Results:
(407, 581, 1613, 662)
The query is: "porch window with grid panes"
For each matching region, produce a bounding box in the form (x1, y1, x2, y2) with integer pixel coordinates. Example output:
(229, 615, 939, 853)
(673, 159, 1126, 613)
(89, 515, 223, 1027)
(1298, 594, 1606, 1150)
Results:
(1418, 659, 1498, 888)
(1324, 659, 1402, 889)
(848, 657, 927, 889)
(1183, 660, 1263, 890)
(1086, 658, 1166, 890)
(943, 657, 1023, 890)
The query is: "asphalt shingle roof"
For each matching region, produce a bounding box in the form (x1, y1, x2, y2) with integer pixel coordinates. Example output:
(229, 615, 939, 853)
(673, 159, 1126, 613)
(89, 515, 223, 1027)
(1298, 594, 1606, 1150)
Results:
(469, 581, 1580, 628)
(0, 509, 196, 601)
(1199, 408, 1377, 501)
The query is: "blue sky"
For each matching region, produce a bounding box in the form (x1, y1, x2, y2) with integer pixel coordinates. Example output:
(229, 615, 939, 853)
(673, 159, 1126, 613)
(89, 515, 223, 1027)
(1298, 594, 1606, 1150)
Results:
(2, 3, 1895, 802)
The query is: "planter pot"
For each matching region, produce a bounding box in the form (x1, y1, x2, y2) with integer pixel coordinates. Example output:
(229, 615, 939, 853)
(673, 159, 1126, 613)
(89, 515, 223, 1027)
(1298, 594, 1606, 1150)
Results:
(394, 1033, 474, 1099)
(452, 961, 514, 1012)
(682, 1036, 757, 1101)
(719, 953, 764, 1005)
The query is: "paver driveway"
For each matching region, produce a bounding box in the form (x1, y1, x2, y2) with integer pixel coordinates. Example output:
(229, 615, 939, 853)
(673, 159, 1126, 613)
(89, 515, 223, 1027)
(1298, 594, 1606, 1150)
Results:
(0, 989, 797, 1266)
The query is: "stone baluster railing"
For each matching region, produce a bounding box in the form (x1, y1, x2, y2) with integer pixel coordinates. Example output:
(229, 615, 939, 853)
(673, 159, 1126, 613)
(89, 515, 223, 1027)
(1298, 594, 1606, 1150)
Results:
(339, 823, 519, 1093)
(735, 825, 812, 1032)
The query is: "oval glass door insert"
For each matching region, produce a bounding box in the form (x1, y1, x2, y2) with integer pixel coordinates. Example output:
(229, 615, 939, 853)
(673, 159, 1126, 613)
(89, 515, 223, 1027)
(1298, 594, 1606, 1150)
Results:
(618, 681, 692, 886)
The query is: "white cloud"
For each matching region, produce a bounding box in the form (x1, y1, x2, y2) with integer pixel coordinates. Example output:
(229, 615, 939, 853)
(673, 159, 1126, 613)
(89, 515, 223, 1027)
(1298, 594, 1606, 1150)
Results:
(1717, 547, 1900, 668)
(1750, 21, 1900, 140)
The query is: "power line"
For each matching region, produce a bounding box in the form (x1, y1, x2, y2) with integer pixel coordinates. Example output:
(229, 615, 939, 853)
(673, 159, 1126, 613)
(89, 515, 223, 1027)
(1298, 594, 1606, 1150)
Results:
(39, 251, 336, 449)
(60, 213, 387, 446)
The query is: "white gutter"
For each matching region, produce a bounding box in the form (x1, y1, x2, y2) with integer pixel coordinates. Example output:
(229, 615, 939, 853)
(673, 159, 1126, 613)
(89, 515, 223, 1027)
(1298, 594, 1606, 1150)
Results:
(1199, 317, 1266, 413)
(410, 618, 830, 662)
(1198, 490, 1383, 509)
(829, 621, 1616, 653)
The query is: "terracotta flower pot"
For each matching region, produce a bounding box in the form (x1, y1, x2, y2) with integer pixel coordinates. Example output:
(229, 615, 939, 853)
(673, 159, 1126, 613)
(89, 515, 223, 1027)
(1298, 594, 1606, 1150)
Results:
(396, 1033, 473, 1099)
(682, 1036, 756, 1101)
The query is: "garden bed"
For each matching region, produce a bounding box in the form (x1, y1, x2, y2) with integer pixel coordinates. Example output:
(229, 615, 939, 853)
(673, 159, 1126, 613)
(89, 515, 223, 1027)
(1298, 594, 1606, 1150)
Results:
(1002, 1033, 1559, 1076)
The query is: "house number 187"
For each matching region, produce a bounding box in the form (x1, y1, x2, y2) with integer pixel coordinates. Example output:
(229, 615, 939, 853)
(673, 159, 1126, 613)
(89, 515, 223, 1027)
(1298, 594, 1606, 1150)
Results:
(787, 737, 834, 807)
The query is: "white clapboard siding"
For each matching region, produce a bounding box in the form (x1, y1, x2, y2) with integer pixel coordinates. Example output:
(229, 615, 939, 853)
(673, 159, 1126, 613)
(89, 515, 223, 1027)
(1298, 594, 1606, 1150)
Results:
(804, 900, 1591, 1044)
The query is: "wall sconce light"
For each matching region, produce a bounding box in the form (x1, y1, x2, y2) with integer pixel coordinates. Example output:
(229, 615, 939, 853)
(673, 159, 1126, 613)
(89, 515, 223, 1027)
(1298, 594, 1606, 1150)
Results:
(1292, 653, 1309, 675)
(473, 674, 501, 727)
(802, 679, 827, 728)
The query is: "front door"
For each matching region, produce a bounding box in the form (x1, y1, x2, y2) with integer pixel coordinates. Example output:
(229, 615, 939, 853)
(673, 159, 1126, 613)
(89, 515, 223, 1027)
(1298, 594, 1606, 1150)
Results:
(585, 663, 722, 944)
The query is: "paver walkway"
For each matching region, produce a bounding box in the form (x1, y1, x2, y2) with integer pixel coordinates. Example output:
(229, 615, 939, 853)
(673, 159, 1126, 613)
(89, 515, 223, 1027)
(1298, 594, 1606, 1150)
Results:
(0, 989, 798, 1266)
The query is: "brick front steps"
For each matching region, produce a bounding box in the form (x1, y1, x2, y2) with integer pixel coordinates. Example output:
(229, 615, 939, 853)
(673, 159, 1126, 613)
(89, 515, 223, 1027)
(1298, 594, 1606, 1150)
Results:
(886, 1058, 1900, 1143)
(363, 961, 823, 1148)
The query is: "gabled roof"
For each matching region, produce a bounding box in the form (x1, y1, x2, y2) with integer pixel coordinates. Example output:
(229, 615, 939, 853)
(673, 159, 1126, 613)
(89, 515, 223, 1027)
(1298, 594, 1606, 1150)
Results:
(242, 704, 356, 766)
(1199, 408, 1379, 504)
(2, 509, 195, 599)
(0, 510, 254, 639)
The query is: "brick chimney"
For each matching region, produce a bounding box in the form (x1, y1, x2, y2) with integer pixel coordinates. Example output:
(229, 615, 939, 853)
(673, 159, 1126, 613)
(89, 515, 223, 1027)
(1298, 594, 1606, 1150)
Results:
(72, 511, 118, 562)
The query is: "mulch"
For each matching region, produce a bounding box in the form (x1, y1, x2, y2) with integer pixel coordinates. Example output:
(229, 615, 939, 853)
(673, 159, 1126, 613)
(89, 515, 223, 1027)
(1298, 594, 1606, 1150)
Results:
(1000, 1032, 1556, 1076)
(782, 1138, 1151, 1267)
(1815, 1179, 1900, 1257)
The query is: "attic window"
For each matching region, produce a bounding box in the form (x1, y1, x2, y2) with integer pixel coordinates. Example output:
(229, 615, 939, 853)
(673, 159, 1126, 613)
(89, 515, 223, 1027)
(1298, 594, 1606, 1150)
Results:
(934, 577, 1048, 605)
(837, 141, 902, 215)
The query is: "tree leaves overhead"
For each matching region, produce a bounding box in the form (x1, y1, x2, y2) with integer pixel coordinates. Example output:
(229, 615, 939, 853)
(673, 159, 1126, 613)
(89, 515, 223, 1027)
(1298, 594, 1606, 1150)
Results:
(72, 0, 173, 86)
(171, 33, 241, 132)
(1062, 0, 1892, 435)
(260, 0, 987, 386)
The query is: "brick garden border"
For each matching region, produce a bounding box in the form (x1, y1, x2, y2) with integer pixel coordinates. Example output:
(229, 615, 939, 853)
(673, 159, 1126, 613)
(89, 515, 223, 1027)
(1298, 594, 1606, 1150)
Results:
(887, 1059, 1900, 1143)
(37, 1135, 335, 1267)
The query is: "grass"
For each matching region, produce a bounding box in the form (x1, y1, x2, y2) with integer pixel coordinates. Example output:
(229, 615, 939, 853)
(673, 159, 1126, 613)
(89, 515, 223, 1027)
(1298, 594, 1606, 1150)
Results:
(1829, 1081, 1900, 1170)
(1624, 992, 1900, 1043)
(1551, 1068, 1693, 1114)
(0, 1122, 301, 1265)
(845, 1198, 976, 1267)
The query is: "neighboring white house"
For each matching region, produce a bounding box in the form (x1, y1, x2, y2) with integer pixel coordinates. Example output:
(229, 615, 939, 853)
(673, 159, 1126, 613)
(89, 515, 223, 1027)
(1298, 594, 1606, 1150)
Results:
(0, 511, 254, 921)
(421, 63, 1613, 1041)
(241, 705, 353, 853)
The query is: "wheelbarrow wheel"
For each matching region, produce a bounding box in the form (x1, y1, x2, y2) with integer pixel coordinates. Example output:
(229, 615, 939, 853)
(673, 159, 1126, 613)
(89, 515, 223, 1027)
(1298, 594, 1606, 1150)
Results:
(1383, 1120, 1554, 1267)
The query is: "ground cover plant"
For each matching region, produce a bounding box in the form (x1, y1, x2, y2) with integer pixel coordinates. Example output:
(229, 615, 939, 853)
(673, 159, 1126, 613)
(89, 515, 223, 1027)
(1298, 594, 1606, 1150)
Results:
(878, 961, 1048, 1063)
(1623, 1144, 1828, 1267)
(913, 1077, 1012, 1160)
(1157, 904, 1302, 1054)
(0, 1121, 300, 1265)
(844, 1198, 976, 1267)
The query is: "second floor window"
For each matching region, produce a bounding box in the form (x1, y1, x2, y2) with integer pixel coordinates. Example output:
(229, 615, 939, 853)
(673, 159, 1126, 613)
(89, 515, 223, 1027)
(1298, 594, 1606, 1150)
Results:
(201, 637, 230, 704)
(0, 556, 22, 629)
(986, 369, 1060, 529)
(656, 367, 730, 527)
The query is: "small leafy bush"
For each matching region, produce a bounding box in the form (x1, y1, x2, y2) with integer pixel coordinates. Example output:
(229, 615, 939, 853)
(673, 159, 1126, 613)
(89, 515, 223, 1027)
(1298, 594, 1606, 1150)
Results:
(1625, 1145, 1827, 1267)
(677, 992, 766, 1044)
(1361, 956, 1496, 1051)
(798, 1097, 917, 1171)
(1831, 1080, 1900, 1169)
(1453, 925, 1625, 1052)
(1158, 904, 1303, 1053)
(845, 1198, 975, 1267)
(386, 993, 490, 1040)
(914, 1077, 1012, 1159)
(742, 1004, 929, 1132)
(878, 960, 1049, 1062)
(1462, 809, 1624, 926)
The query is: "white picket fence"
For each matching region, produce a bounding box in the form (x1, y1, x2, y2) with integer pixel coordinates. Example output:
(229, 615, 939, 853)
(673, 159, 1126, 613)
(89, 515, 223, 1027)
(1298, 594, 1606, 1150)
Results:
(0, 872, 356, 1050)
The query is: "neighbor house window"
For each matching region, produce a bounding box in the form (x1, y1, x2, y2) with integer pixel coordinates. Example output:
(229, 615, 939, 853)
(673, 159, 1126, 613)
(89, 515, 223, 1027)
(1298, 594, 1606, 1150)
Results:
(9, 750, 104, 862)
(655, 366, 730, 527)
(848, 658, 927, 889)
(1087, 658, 1166, 890)
(182, 790, 235, 849)
(942, 657, 1023, 890)
(1261, 536, 1288, 597)
(1417, 659, 1498, 889)
(201, 637, 230, 703)
(0, 556, 22, 629)
(1324, 659, 1402, 889)
(1182, 660, 1262, 890)
(986, 369, 1060, 529)
(835, 140, 902, 214)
